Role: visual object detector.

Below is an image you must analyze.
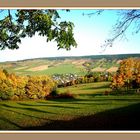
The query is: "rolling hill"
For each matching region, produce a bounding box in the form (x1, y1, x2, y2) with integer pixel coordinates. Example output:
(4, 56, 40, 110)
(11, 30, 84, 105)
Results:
(0, 54, 140, 76)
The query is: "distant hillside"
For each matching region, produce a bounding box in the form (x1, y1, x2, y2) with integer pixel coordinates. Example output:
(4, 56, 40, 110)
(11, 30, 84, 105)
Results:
(0, 53, 139, 76)
(14, 53, 140, 62)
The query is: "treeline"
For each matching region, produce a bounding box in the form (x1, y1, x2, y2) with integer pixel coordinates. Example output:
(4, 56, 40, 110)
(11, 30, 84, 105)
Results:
(48, 53, 140, 60)
(17, 53, 140, 62)
(0, 69, 56, 100)
(111, 58, 140, 91)
(81, 54, 140, 60)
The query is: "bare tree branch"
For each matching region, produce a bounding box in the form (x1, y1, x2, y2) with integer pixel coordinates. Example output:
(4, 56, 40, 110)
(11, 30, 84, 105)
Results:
(85, 10, 140, 51)
(83, 10, 104, 17)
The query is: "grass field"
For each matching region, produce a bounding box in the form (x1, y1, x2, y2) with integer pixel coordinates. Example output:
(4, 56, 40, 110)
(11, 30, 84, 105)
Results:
(6, 63, 85, 76)
(31, 64, 84, 75)
(0, 57, 120, 76)
(0, 82, 140, 130)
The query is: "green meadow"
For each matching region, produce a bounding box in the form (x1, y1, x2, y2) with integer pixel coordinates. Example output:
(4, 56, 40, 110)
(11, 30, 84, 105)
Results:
(0, 82, 140, 130)
(29, 64, 84, 76)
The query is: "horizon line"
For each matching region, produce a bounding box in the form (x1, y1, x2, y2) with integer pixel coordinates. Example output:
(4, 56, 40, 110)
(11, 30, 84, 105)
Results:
(1, 53, 140, 63)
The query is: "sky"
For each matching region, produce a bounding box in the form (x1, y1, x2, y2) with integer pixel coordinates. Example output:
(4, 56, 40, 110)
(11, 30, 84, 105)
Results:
(0, 9, 140, 62)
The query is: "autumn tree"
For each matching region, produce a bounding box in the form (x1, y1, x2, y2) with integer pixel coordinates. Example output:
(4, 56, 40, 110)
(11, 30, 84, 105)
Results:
(111, 58, 140, 91)
(8, 73, 28, 100)
(133, 59, 140, 88)
(0, 9, 77, 50)
(0, 69, 14, 99)
(0, 68, 57, 100)
(111, 73, 125, 90)
(25, 75, 56, 99)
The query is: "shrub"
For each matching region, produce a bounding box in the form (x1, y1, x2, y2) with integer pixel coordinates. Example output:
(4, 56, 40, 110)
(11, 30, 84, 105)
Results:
(104, 90, 111, 96)
(57, 90, 75, 99)
(46, 89, 75, 99)
(49, 89, 59, 97)
(11, 95, 19, 101)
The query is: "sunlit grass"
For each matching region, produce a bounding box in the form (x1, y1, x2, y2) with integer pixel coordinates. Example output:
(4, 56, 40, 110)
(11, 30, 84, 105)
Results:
(0, 82, 140, 130)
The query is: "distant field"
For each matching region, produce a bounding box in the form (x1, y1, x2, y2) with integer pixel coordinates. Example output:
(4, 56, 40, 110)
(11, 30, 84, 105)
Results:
(0, 58, 118, 76)
(0, 82, 140, 130)
(0, 60, 86, 76)
(0, 54, 139, 76)
(33, 64, 84, 75)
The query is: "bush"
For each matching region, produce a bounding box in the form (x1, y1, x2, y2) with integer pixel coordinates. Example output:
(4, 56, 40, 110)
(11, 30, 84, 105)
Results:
(49, 89, 59, 97)
(57, 90, 75, 99)
(104, 90, 111, 96)
(11, 95, 19, 101)
(46, 89, 75, 99)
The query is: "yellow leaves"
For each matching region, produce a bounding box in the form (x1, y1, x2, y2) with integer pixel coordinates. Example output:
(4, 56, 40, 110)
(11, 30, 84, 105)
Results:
(0, 68, 56, 100)
(0, 69, 7, 80)
(111, 58, 140, 90)
(25, 75, 56, 99)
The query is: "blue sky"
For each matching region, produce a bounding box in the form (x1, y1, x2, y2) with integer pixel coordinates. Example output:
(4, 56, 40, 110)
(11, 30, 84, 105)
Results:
(0, 9, 140, 62)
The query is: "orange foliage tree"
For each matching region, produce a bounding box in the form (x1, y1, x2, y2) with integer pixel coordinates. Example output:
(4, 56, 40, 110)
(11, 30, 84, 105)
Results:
(25, 76, 56, 99)
(0, 69, 56, 100)
(111, 58, 140, 91)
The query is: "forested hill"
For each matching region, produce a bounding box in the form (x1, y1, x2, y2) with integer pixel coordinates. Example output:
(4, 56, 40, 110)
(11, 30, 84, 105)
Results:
(18, 53, 140, 62)
(77, 53, 140, 60)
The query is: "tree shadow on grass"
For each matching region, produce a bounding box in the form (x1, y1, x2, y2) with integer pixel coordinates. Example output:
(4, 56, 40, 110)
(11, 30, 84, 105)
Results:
(82, 84, 110, 90)
(0, 116, 22, 130)
(17, 102, 79, 109)
(1, 104, 56, 114)
(44, 95, 140, 103)
(23, 103, 140, 130)
(0, 104, 55, 130)
(1, 107, 50, 121)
